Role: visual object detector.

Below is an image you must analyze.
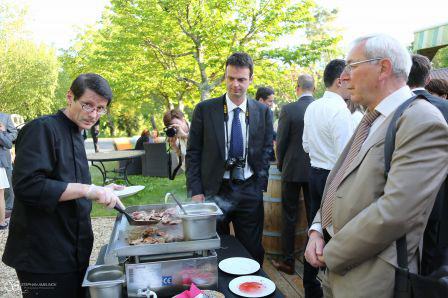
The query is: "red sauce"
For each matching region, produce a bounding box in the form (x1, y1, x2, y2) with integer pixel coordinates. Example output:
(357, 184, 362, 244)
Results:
(239, 281, 265, 293)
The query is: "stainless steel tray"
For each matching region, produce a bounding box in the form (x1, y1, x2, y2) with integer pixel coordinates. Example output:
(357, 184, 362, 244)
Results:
(105, 204, 221, 259)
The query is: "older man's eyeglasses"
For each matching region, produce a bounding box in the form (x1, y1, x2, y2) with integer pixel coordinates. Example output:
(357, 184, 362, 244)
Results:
(344, 58, 383, 73)
(80, 102, 108, 115)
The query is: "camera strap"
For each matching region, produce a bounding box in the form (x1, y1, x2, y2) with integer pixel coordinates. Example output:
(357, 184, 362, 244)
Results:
(167, 142, 183, 180)
(223, 96, 249, 163)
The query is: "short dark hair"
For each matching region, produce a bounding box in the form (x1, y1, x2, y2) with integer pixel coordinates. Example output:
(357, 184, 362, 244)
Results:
(163, 109, 185, 127)
(256, 87, 274, 101)
(323, 59, 346, 88)
(426, 78, 448, 97)
(70, 73, 113, 105)
(407, 54, 431, 88)
(225, 52, 254, 77)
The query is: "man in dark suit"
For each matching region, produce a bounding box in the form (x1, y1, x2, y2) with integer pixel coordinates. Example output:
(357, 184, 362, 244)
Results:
(407, 54, 448, 276)
(256, 86, 276, 161)
(186, 52, 273, 265)
(272, 74, 314, 275)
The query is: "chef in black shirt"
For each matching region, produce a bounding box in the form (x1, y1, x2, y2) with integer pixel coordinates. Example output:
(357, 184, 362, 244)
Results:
(2, 73, 125, 298)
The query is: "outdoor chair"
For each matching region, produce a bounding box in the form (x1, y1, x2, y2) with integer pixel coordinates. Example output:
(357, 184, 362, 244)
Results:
(142, 143, 180, 177)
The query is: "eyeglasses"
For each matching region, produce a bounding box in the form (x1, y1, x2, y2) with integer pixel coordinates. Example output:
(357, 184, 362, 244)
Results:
(79, 102, 108, 115)
(344, 58, 383, 73)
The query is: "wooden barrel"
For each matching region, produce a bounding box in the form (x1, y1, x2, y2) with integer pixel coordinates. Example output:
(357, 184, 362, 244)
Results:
(262, 164, 308, 256)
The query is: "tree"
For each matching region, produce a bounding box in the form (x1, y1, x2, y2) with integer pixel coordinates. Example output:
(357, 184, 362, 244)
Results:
(105, 0, 339, 101)
(432, 46, 448, 69)
(61, 0, 341, 135)
(0, 1, 60, 120)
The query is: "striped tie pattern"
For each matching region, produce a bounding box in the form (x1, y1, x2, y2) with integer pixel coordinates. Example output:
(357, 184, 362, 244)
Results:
(321, 109, 381, 230)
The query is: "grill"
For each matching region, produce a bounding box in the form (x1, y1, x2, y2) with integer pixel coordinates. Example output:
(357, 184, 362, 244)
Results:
(101, 203, 221, 297)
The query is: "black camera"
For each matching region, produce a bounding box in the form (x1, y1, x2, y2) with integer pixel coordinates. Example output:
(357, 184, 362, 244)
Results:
(164, 126, 177, 137)
(225, 157, 246, 184)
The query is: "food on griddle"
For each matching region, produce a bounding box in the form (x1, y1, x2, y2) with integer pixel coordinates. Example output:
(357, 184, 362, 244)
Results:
(128, 223, 181, 245)
(131, 207, 179, 224)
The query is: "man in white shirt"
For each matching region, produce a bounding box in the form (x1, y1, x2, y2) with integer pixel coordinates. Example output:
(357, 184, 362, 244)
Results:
(305, 34, 448, 298)
(301, 59, 353, 298)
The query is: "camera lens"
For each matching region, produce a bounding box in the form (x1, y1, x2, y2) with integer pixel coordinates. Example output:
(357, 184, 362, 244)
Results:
(164, 127, 177, 137)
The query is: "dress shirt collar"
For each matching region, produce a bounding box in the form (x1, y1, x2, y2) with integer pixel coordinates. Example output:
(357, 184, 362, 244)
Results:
(226, 93, 247, 113)
(411, 87, 426, 92)
(322, 91, 346, 103)
(374, 86, 413, 118)
(299, 92, 313, 99)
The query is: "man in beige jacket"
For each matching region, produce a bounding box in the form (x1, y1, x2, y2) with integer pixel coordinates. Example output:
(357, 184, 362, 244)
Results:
(304, 34, 448, 297)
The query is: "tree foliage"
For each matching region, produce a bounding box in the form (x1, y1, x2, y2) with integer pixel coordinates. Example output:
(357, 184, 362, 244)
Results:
(0, 1, 60, 120)
(432, 46, 448, 69)
(60, 0, 342, 136)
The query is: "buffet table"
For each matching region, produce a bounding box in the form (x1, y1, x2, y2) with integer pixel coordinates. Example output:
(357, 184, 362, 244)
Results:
(216, 235, 285, 298)
(94, 235, 285, 297)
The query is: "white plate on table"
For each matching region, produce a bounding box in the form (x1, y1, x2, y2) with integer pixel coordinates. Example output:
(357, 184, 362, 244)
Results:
(219, 257, 260, 275)
(113, 185, 145, 198)
(229, 275, 276, 297)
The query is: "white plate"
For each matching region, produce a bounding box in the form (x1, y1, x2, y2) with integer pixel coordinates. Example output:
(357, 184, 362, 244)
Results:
(113, 185, 145, 198)
(219, 257, 260, 275)
(228, 275, 276, 297)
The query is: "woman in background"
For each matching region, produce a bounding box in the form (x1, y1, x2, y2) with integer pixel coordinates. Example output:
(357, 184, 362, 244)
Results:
(163, 109, 189, 170)
(0, 121, 12, 230)
(135, 129, 154, 150)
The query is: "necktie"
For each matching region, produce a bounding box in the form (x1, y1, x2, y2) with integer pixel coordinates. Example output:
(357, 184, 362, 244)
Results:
(321, 110, 381, 230)
(229, 107, 244, 158)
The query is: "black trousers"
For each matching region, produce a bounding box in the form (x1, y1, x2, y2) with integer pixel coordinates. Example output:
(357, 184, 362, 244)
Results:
(303, 167, 330, 292)
(422, 219, 448, 276)
(281, 180, 309, 265)
(209, 177, 265, 266)
(16, 268, 87, 298)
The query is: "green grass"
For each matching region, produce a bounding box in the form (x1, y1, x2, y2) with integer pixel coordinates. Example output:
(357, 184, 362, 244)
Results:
(89, 162, 188, 217)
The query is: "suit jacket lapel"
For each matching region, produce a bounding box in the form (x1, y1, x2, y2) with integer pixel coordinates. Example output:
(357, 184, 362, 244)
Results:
(248, 99, 259, 149)
(212, 95, 226, 160)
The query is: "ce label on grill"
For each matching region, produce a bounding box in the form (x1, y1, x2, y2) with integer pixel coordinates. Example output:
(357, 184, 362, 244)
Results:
(126, 263, 162, 289)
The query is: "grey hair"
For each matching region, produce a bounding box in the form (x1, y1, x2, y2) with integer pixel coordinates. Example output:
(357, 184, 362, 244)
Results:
(297, 74, 315, 91)
(353, 34, 412, 80)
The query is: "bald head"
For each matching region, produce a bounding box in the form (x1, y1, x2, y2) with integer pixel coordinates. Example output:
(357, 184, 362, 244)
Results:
(297, 74, 315, 91)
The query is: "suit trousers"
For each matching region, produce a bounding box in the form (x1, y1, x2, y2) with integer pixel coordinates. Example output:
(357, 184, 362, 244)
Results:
(281, 180, 309, 265)
(16, 268, 87, 298)
(210, 177, 265, 265)
(5, 166, 13, 210)
(304, 167, 330, 291)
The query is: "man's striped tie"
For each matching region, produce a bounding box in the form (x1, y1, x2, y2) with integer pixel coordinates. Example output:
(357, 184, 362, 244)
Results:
(321, 109, 381, 230)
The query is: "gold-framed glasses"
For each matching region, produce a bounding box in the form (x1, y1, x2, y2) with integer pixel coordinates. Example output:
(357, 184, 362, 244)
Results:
(344, 58, 383, 73)
(79, 102, 108, 115)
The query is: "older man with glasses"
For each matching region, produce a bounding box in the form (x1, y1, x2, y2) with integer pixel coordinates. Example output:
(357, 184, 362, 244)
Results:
(305, 35, 448, 297)
(3, 73, 125, 298)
